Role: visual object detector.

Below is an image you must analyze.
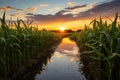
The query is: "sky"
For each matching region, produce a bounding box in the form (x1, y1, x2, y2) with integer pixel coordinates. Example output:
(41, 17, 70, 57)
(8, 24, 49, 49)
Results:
(0, 0, 120, 30)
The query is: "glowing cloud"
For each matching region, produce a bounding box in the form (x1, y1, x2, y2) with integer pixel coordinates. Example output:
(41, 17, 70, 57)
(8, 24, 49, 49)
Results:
(0, 6, 14, 10)
(39, 4, 49, 7)
(67, 2, 78, 6)
(26, 0, 120, 26)
(27, 6, 37, 12)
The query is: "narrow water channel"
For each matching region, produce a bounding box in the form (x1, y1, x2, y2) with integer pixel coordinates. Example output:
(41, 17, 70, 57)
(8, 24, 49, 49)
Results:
(35, 38, 86, 80)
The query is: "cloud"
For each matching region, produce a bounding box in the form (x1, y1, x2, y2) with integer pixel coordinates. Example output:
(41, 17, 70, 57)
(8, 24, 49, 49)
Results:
(27, 6, 37, 12)
(77, 0, 120, 19)
(48, 6, 61, 12)
(0, 6, 14, 10)
(26, 4, 48, 13)
(39, 4, 49, 7)
(54, 7, 61, 11)
(10, 13, 20, 18)
(26, 10, 74, 24)
(0, 6, 25, 13)
(16, 8, 24, 13)
(67, 2, 78, 6)
(65, 4, 87, 10)
(88, 2, 96, 9)
(53, 6, 61, 10)
(26, 0, 120, 25)
(26, 13, 34, 15)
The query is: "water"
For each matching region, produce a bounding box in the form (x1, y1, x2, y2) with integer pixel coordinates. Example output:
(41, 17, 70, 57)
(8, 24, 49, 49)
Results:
(34, 38, 86, 80)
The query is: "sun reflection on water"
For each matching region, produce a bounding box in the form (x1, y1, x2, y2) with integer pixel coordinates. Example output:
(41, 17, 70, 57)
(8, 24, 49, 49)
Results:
(55, 38, 80, 62)
(35, 38, 86, 80)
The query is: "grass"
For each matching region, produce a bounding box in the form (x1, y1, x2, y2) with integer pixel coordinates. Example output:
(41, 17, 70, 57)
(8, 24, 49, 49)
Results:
(0, 12, 62, 80)
(70, 14, 120, 80)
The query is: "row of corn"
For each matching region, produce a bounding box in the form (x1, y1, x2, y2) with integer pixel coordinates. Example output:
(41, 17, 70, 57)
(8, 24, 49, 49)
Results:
(70, 14, 120, 80)
(0, 12, 61, 79)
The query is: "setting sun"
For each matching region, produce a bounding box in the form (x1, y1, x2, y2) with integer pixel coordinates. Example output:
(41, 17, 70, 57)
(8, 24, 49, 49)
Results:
(59, 27, 66, 32)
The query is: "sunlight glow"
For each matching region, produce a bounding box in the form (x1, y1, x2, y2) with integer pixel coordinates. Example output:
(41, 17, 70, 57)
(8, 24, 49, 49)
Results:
(59, 27, 66, 32)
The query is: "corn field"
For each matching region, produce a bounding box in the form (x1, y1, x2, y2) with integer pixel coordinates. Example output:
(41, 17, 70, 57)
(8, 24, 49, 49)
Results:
(0, 12, 61, 79)
(70, 14, 120, 80)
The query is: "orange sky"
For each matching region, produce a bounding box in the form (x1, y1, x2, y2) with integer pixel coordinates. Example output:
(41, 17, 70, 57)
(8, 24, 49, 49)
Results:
(0, 0, 120, 30)
(33, 19, 91, 31)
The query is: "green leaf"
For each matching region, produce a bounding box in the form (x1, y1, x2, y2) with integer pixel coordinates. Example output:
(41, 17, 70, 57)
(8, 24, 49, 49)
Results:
(10, 35, 20, 43)
(0, 37, 6, 43)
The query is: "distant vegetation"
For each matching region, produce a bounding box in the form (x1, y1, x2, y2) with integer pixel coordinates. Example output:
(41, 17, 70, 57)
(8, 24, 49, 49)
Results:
(50, 29, 75, 33)
(0, 12, 62, 80)
(70, 14, 120, 80)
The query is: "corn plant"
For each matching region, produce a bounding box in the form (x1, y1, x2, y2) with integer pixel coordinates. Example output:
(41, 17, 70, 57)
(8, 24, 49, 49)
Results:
(0, 12, 61, 79)
(70, 14, 120, 80)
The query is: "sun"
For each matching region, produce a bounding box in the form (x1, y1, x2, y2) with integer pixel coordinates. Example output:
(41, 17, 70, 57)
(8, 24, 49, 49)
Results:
(59, 27, 66, 32)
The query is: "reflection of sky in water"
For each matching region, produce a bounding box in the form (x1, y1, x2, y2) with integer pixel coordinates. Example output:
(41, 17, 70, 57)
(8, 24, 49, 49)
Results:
(35, 38, 86, 80)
